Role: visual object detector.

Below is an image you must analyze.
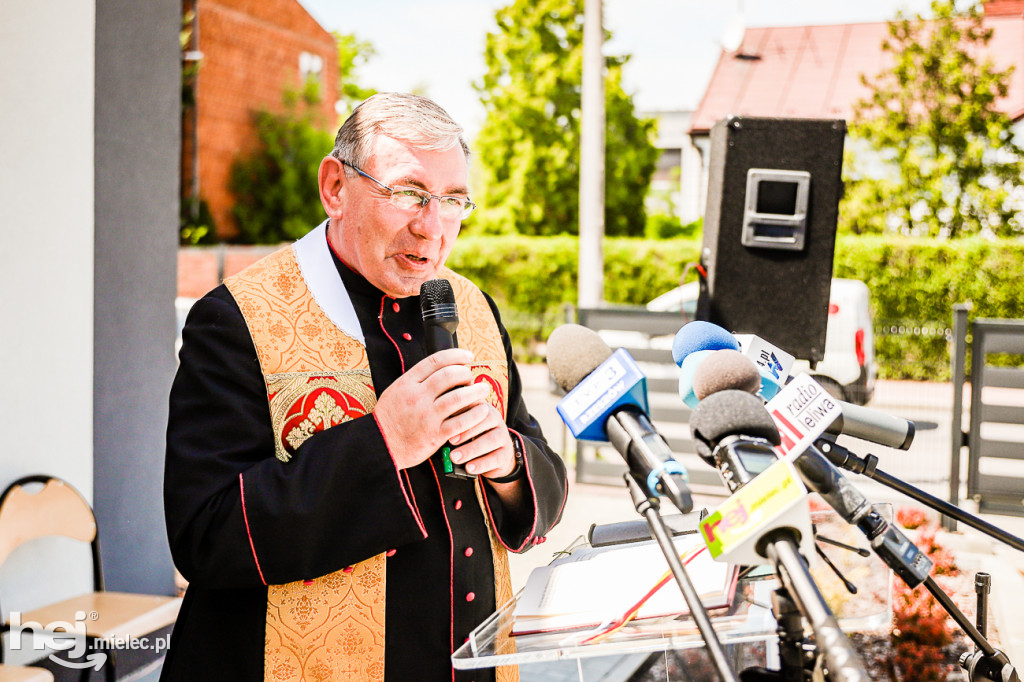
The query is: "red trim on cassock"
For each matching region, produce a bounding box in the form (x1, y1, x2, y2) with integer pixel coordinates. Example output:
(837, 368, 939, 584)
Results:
(379, 296, 406, 374)
(373, 413, 428, 538)
(402, 469, 425, 524)
(238, 473, 268, 586)
(426, 461, 457, 682)
(483, 429, 551, 553)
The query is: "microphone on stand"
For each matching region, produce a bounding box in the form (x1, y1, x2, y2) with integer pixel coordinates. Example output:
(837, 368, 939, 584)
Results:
(547, 324, 693, 513)
(691, 353, 933, 587)
(420, 279, 475, 479)
(689, 390, 873, 682)
(681, 323, 916, 451)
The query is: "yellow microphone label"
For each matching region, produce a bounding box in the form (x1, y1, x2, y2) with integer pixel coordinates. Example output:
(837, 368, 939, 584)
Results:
(700, 459, 809, 563)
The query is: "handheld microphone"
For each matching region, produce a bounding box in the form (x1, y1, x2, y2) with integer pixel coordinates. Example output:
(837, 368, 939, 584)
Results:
(548, 324, 693, 513)
(420, 279, 474, 479)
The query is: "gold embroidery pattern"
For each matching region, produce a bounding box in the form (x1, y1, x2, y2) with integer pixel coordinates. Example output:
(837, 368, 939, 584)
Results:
(475, 481, 519, 679)
(264, 558, 386, 682)
(442, 268, 506, 351)
(442, 268, 509, 417)
(472, 366, 508, 420)
(267, 372, 376, 462)
(229, 250, 515, 681)
(225, 247, 369, 374)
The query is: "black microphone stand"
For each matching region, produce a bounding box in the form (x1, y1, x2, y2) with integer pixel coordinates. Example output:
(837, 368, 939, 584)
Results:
(816, 438, 1024, 553)
(622, 473, 741, 682)
(813, 438, 1021, 682)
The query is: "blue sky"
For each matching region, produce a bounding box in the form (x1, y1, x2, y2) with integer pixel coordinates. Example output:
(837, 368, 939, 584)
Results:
(298, 0, 934, 139)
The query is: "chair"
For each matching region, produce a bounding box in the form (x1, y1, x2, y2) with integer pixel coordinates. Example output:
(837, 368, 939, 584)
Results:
(0, 476, 181, 681)
(0, 665, 53, 682)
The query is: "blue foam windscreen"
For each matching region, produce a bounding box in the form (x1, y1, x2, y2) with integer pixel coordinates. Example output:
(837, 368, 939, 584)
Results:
(671, 321, 740, 367)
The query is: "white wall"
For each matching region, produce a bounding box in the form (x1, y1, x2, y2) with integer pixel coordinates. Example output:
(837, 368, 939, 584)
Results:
(643, 109, 705, 225)
(0, 0, 98, 658)
(0, 3, 96, 500)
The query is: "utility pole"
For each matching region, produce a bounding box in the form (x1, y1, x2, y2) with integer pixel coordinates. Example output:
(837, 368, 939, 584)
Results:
(578, 0, 605, 308)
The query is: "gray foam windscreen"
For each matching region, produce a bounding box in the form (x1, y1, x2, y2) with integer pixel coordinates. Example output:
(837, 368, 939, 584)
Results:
(689, 389, 781, 460)
(546, 324, 614, 394)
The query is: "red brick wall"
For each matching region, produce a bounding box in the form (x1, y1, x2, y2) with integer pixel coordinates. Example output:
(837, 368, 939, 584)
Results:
(192, 0, 338, 239)
(178, 244, 281, 298)
(985, 0, 1024, 17)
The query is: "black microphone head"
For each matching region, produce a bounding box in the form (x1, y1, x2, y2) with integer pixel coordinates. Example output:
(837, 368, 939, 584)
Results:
(693, 349, 761, 400)
(420, 279, 459, 325)
(690, 390, 781, 461)
(546, 324, 614, 394)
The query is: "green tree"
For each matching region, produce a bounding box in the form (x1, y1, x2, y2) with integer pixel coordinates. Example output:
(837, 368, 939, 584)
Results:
(180, 9, 217, 244)
(473, 0, 658, 236)
(227, 33, 377, 244)
(843, 0, 1024, 238)
(228, 85, 334, 244)
(334, 32, 377, 120)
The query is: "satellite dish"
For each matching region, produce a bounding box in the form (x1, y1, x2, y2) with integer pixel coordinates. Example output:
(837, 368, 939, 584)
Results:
(720, 4, 745, 53)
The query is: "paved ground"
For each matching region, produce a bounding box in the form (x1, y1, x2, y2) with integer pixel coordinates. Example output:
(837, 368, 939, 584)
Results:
(514, 362, 1024, 680)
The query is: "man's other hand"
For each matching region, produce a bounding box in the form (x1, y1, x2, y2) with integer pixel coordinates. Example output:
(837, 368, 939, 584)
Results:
(374, 348, 491, 470)
(448, 405, 516, 479)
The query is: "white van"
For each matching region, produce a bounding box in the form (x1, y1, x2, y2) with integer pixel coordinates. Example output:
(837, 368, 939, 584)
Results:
(646, 278, 876, 405)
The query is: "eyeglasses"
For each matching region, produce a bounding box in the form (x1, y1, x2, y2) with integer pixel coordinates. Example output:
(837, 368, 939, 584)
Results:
(342, 160, 477, 221)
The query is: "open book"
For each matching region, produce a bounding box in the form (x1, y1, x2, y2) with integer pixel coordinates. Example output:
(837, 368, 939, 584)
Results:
(511, 533, 738, 636)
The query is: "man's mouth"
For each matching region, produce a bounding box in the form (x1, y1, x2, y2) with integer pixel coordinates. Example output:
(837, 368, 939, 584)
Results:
(405, 254, 429, 263)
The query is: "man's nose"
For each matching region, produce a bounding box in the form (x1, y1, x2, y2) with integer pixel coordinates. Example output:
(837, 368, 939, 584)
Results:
(411, 198, 446, 241)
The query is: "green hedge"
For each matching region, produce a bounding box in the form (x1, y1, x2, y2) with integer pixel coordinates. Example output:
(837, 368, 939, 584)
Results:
(446, 236, 702, 357)
(448, 234, 1024, 378)
(834, 236, 1024, 380)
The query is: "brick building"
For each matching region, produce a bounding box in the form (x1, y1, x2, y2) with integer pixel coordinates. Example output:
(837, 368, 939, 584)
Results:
(181, 0, 338, 240)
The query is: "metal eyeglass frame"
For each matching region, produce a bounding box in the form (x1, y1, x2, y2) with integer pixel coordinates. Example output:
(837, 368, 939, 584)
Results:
(341, 160, 477, 220)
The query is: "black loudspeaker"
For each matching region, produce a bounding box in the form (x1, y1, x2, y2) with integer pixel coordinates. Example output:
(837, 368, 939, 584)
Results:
(696, 117, 846, 362)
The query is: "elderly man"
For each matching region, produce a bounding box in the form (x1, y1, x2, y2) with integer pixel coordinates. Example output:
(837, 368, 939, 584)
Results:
(163, 93, 568, 681)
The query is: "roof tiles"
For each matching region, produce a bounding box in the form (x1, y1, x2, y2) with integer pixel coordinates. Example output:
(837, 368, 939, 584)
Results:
(691, 14, 1024, 134)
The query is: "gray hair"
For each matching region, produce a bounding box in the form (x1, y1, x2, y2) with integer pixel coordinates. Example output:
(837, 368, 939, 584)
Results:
(330, 93, 470, 172)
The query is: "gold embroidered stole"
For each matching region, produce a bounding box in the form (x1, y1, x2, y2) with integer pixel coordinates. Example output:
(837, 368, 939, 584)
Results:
(225, 245, 517, 682)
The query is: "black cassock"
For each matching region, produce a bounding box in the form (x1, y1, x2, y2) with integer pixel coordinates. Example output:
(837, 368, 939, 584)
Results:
(162, 251, 568, 681)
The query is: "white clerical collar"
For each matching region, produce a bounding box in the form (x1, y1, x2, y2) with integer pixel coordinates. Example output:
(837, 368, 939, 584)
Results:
(292, 220, 365, 346)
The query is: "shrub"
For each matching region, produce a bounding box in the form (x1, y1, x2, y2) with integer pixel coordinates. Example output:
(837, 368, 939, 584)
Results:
(446, 235, 702, 356)
(890, 511, 958, 680)
(179, 197, 218, 245)
(448, 233, 1024, 376)
(228, 88, 334, 244)
(645, 214, 701, 239)
(895, 506, 929, 530)
(835, 235, 1024, 380)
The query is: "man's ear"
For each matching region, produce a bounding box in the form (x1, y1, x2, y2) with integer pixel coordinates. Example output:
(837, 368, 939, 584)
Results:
(319, 156, 345, 217)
